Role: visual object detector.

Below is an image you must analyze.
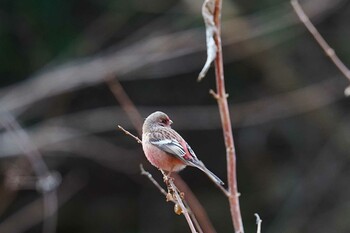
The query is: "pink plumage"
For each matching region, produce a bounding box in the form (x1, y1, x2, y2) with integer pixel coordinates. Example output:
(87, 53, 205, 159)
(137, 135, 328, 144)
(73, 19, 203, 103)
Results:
(142, 111, 224, 185)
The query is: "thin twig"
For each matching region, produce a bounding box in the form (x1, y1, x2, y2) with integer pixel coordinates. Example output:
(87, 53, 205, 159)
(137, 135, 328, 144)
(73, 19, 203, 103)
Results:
(171, 184, 197, 233)
(291, 0, 350, 95)
(0, 113, 60, 233)
(117, 125, 142, 144)
(140, 164, 168, 197)
(255, 213, 262, 233)
(105, 77, 143, 135)
(173, 174, 214, 233)
(161, 171, 197, 233)
(140, 166, 203, 233)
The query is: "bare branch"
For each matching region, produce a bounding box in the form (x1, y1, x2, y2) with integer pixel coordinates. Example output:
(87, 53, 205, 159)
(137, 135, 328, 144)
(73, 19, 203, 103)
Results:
(161, 171, 197, 233)
(141, 165, 199, 233)
(106, 78, 143, 135)
(140, 164, 168, 197)
(201, 0, 245, 231)
(291, 0, 350, 95)
(173, 174, 213, 233)
(117, 125, 142, 144)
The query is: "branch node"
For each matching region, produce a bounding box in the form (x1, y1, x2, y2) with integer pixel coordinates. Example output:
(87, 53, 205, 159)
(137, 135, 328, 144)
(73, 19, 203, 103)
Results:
(345, 86, 350, 97)
(209, 89, 219, 99)
(227, 146, 234, 153)
(326, 48, 335, 57)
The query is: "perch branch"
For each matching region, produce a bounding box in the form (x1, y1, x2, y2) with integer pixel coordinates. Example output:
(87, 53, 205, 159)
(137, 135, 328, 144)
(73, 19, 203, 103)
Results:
(172, 174, 206, 233)
(141, 165, 203, 233)
(140, 164, 168, 197)
(161, 170, 197, 233)
(291, 0, 350, 95)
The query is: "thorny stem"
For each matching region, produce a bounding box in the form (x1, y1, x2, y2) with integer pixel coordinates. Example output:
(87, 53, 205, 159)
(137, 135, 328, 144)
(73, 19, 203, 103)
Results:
(212, 0, 244, 232)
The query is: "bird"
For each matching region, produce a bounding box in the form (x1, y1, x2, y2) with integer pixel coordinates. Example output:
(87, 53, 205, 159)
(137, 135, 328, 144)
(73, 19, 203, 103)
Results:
(142, 111, 224, 185)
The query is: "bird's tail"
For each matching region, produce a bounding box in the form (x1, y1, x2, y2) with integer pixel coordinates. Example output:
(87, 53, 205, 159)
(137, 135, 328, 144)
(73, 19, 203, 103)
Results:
(194, 162, 224, 186)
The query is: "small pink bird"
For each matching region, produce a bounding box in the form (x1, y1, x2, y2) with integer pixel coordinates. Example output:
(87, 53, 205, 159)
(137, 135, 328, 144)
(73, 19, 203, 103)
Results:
(142, 111, 224, 185)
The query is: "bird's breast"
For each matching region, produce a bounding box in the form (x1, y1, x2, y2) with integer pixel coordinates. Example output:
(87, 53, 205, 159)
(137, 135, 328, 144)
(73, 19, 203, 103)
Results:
(142, 142, 185, 172)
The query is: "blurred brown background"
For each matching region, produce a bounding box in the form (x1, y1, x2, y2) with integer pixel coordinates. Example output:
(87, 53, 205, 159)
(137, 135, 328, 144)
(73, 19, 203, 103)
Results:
(0, 0, 350, 232)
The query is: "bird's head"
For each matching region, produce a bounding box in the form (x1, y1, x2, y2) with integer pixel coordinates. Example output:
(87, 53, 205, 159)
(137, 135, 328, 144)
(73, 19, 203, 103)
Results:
(143, 111, 173, 132)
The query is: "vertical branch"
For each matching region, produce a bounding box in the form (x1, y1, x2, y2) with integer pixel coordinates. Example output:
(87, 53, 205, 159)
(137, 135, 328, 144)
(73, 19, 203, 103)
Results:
(201, 0, 245, 232)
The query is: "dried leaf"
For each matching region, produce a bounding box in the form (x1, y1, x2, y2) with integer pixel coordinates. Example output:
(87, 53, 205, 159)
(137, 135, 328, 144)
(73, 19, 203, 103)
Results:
(198, 0, 217, 81)
(174, 203, 183, 215)
(166, 192, 173, 202)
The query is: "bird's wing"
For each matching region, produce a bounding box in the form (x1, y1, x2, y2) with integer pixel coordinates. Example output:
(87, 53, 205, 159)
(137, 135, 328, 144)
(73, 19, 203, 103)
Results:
(149, 138, 187, 159)
(149, 134, 224, 185)
(149, 137, 200, 166)
(185, 142, 199, 161)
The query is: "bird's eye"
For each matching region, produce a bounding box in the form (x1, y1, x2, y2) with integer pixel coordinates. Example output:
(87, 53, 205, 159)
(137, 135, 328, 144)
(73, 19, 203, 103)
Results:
(161, 119, 167, 124)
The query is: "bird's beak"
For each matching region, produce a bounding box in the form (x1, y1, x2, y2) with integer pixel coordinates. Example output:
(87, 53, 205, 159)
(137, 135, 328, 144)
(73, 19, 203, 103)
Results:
(169, 119, 173, 124)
